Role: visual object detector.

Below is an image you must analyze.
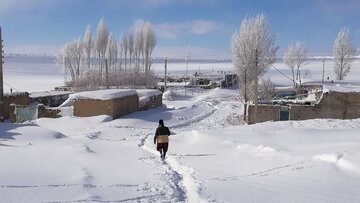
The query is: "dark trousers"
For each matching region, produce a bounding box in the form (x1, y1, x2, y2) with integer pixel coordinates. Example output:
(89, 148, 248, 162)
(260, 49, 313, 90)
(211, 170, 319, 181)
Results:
(157, 143, 169, 159)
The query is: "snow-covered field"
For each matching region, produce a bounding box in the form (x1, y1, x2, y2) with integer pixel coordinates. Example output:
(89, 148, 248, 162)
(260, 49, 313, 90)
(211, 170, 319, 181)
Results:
(4, 56, 360, 93)
(1, 56, 360, 202)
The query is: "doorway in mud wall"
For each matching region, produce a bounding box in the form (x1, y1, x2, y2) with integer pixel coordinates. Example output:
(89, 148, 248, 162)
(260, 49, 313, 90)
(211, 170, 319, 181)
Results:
(279, 106, 290, 121)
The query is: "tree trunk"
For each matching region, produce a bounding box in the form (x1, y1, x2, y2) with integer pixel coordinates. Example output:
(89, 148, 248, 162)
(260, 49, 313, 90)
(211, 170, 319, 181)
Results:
(243, 102, 247, 123)
(254, 51, 259, 123)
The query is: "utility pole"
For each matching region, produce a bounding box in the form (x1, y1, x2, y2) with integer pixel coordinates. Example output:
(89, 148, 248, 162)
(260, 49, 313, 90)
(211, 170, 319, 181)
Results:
(164, 58, 167, 91)
(321, 58, 325, 92)
(243, 67, 247, 122)
(185, 54, 190, 96)
(186, 54, 189, 78)
(0, 27, 4, 122)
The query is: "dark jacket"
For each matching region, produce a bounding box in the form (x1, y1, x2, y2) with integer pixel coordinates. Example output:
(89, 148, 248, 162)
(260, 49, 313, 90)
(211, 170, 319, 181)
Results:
(154, 125, 170, 144)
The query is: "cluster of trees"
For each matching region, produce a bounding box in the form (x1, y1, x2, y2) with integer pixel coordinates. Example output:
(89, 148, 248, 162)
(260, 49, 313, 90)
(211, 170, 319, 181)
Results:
(57, 18, 157, 88)
(231, 14, 357, 121)
(283, 27, 356, 85)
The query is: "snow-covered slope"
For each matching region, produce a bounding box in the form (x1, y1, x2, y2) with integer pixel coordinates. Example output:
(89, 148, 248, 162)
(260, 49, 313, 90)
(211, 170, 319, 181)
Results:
(1, 88, 360, 202)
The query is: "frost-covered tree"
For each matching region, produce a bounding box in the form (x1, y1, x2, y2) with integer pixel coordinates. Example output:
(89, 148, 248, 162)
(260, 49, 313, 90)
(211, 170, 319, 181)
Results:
(57, 17, 157, 89)
(83, 25, 93, 71)
(133, 24, 144, 72)
(294, 42, 307, 81)
(143, 22, 157, 73)
(95, 18, 109, 73)
(333, 27, 356, 80)
(127, 32, 134, 68)
(284, 41, 307, 87)
(283, 45, 297, 87)
(119, 33, 124, 69)
(231, 14, 278, 121)
(57, 38, 85, 85)
(104, 33, 117, 88)
(259, 77, 276, 100)
(105, 33, 118, 70)
(120, 33, 129, 70)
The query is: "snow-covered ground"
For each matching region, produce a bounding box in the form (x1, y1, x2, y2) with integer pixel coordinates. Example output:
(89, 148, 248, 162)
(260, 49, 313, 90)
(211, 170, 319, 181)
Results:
(1, 56, 360, 202)
(3, 56, 63, 93)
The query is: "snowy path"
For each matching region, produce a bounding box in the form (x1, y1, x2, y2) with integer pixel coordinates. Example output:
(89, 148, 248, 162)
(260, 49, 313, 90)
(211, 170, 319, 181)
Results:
(139, 130, 206, 203)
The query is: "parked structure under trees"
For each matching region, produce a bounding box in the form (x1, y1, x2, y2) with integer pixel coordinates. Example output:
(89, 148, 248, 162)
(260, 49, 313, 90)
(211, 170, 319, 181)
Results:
(57, 18, 157, 89)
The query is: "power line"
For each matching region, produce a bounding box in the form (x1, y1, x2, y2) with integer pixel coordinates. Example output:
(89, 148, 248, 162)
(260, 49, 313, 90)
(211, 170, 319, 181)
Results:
(3, 81, 22, 92)
(270, 64, 294, 82)
(0, 27, 3, 122)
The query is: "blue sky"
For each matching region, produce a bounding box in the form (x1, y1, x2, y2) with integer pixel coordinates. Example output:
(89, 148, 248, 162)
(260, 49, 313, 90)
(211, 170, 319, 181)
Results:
(0, 0, 359, 59)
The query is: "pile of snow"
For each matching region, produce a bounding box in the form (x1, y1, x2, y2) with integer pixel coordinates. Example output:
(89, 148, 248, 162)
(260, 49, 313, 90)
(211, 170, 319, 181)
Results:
(162, 89, 175, 100)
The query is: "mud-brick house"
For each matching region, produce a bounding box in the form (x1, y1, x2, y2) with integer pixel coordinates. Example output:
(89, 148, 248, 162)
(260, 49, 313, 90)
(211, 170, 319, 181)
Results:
(3, 92, 30, 120)
(71, 89, 139, 119)
(247, 81, 360, 124)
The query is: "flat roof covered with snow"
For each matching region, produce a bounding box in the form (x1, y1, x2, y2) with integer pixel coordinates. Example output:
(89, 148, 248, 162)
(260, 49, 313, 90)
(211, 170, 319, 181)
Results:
(30, 91, 72, 98)
(136, 89, 162, 98)
(69, 89, 137, 100)
(302, 80, 360, 93)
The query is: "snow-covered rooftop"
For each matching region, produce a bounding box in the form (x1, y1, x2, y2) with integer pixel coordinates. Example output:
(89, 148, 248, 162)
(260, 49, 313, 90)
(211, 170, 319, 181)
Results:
(136, 89, 162, 98)
(30, 91, 72, 98)
(69, 89, 137, 100)
(302, 80, 360, 93)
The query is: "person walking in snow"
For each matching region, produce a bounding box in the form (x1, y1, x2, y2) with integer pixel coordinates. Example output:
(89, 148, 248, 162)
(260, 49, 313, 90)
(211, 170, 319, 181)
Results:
(154, 119, 170, 160)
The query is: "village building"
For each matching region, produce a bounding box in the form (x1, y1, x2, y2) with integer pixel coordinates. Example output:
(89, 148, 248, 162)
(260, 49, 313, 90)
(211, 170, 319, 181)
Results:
(247, 81, 360, 124)
(3, 92, 30, 120)
(71, 89, 139, 119)
(71, 89, 163, 119)
(6, 88, 163, 123)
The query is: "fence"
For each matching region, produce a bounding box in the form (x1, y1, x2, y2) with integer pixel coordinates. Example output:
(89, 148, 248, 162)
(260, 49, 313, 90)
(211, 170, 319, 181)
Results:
(166, 87, 206, 97)
(9, 104, 61, 123)
(10, 104, 38, 123)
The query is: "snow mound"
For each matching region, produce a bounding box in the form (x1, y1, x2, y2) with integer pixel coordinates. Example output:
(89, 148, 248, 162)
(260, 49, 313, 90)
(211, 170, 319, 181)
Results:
(0, 123, 65, 144)
(313, 153, 360, 174)
(162, 89, 175, 100)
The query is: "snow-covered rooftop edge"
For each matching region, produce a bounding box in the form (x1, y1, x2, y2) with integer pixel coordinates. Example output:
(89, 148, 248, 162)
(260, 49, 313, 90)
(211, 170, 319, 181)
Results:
(69, 89, 137, 100)
(68, 89, 162, 101)
(302, 80, 360, 93)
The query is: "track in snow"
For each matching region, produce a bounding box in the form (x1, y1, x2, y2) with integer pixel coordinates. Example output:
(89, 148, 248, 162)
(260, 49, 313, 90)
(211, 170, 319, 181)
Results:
(138, 129, 206, 203)
(135, 99, 225, 202)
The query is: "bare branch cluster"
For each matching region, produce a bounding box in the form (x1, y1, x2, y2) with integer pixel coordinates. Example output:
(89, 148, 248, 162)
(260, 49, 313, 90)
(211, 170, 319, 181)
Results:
(283, 41, 307, 86)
